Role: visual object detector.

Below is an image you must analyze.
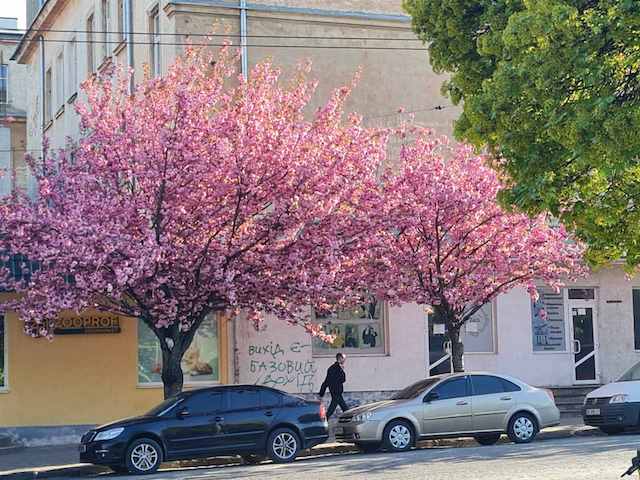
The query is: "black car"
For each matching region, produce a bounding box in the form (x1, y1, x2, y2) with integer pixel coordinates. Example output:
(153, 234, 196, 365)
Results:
(79, 385, 329, 474)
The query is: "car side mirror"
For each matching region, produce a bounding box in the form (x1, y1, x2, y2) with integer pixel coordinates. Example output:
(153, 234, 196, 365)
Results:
(424, 392, 439, 403)
(177, 408, 190, 419)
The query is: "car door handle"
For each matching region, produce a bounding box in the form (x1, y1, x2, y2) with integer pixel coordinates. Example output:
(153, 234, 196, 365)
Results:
(264, 411, 274, 417)
(214, 416, 224, 422)
(500, 396, 512, 401)
(456, 401, 469, 406)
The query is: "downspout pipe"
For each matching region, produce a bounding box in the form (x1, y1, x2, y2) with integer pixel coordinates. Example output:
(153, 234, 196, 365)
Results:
(125, 0, 135, 92)
(40, 35, 45, 133)
(240, 0, 248, 80)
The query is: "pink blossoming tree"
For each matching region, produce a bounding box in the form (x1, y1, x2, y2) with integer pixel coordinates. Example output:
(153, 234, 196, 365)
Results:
(373, 134, 586, 372)
(0, 46, 389, 398)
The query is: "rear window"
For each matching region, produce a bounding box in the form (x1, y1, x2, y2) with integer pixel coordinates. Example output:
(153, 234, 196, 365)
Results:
(260, 389, 283, 408)
(471, 375, 505, 396)
(501, 379, 522, 392)
(227, 389, 261, 410)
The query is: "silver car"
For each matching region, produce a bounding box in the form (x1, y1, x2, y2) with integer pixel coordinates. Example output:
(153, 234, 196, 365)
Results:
(336, 372, 560, 452)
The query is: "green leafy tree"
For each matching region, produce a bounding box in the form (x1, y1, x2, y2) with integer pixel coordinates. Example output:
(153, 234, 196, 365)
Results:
(404, 0, 640, 266)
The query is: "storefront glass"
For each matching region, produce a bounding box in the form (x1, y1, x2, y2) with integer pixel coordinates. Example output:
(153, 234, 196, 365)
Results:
(138, 314, 220, 385)
(312, 299, 386, 355)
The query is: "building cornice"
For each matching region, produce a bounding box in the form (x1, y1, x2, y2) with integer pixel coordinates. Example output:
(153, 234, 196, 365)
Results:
(11, 0, 69, 64)
(166, 1, 411, 24)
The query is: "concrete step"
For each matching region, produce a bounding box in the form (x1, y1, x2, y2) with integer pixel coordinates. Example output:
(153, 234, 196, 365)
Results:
(554, 396, 587, 405)
(550, 386, 600, 398)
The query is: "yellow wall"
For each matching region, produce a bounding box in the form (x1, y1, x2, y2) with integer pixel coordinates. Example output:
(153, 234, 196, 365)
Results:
(0, 304, 229, 427)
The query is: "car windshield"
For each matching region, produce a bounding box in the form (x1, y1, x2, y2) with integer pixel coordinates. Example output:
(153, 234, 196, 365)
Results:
(146, 397, 183, 416)
(391, 378, 440, 400)
(619, 361, 640, 382)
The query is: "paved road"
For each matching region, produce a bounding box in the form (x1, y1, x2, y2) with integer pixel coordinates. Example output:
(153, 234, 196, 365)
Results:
(104, 434, 640, 480)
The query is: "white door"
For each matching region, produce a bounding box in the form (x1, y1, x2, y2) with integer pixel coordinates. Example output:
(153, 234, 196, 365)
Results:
(568, 288, 599, 384)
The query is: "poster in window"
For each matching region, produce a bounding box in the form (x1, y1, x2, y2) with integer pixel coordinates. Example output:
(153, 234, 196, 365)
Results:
(138, 314, 220, 384)
(462, 303, 494, 353)
(531, 288, 566, 352)
(0, 315, 4, 388)
(312, 298, 385, 355)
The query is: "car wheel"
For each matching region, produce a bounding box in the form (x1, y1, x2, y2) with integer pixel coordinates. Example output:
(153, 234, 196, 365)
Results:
(507, 412, 538, 444)
(474, 433, 501, 446)
(125, 438, 163, 475)
(599, 426, 624, 435)
(241, 454, 266, 465)
(267, 428, 300, 463)
(382, 420, 414, 452)
(355, 442, 380, 453)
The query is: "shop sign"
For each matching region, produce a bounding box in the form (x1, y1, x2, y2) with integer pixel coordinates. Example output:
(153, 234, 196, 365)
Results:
(54, 315, 121, 335)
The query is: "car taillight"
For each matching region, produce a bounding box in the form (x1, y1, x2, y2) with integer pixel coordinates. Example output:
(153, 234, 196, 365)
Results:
(319, 403, 327, 421)
(543, 388, 555, 404)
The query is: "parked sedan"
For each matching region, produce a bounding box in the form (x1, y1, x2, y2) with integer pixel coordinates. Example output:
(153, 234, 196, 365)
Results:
(79, 385, 328, 474)
(336, 372, 559, 452)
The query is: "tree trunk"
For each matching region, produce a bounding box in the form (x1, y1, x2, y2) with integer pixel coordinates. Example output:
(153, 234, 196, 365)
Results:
(447, 324, 465, 373)
(161, 346, 186, 399)
(146, 312, 210, 399)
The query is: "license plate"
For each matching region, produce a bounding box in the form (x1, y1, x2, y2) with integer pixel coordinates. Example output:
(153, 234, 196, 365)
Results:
(586, 408, 600, 416)
(78, 444, 87, 453)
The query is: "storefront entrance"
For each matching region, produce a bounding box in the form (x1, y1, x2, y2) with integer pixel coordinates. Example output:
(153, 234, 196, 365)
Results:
(568, 288, 599, 384)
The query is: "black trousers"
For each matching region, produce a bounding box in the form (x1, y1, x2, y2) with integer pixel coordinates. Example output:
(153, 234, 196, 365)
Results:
(327, 391, 349, 418)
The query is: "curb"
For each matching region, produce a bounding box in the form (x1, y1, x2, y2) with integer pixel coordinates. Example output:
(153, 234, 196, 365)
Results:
(0, 426, 600, 479)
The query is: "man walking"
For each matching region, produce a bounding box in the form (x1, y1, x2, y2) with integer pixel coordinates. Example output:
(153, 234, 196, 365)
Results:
(319, 353, 348, 418)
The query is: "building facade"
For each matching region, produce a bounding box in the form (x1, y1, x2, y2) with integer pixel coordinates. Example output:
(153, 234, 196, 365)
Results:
(3, 0, 640, 445)
(0, 17, 28, 198)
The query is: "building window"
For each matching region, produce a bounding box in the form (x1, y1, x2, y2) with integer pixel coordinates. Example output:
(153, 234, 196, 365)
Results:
(138, 314, 220, 385)
(86, 14, 95, 74)
(531, 287, 567, 352)
(312, 299, 387, 355)
(117, 0, 125, 42)
(55, 52, 64, 109)
(101, 0, 110, 58)
(44, 67, 52, 123)
(0, 315, 5, 389)
(67, 37, 77, 98)
(0, 64, 7, 104)
(149, 6, 160, 76)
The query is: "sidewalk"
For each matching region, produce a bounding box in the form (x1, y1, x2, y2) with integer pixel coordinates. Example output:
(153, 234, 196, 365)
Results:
(0, 418, 598, 479)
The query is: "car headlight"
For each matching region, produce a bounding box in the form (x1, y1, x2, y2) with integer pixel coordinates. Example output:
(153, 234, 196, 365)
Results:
(610, 394, 630, 404)
(352, 412, 374, 422)
(94, 427, 124, 441)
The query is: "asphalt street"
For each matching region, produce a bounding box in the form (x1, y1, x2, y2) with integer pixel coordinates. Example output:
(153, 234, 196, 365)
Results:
(99, 433, 640, 480)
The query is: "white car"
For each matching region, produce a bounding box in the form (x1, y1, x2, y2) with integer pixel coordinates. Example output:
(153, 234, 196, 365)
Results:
(584, 361, 640, 434)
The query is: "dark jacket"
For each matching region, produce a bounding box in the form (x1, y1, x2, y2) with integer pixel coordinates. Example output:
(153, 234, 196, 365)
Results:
(319, 362, 346, 396)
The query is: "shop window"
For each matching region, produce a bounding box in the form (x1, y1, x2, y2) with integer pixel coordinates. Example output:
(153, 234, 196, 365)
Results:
(137, 313, 220, 385)
(312, 298, 387, 356)
(633, 289, 640, 350)
(531, 287, 567, 352)
(0, 315, 5, 388)
(427, 302, 495, 376)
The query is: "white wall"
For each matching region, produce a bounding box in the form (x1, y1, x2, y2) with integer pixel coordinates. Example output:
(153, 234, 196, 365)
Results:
(236, 303, 428, 394)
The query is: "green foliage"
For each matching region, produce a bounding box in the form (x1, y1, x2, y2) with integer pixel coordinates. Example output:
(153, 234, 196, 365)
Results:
(404, 0, 640, 267)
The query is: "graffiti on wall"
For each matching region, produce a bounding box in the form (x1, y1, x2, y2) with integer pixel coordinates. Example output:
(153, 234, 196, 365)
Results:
(248, 341, 317, 392)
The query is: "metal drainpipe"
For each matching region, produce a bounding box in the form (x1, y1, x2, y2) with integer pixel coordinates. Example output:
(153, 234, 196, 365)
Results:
(40, 35, 45, 133)
(240, 0, 248, 80)
(125, 0, 135, 92)
(231, 0, 249, 385)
